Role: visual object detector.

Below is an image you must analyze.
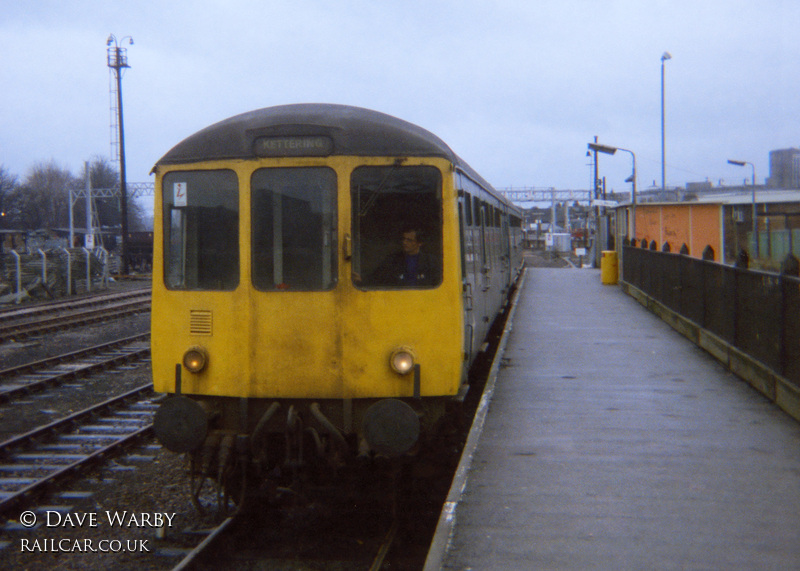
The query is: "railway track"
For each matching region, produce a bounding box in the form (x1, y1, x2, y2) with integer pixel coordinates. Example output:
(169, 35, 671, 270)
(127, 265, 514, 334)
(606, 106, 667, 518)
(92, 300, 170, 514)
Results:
(0, 334, 150, 403)
(0, 289, 151, 342)
(169, 513, 399, 570)
(0, 384, 159, 516)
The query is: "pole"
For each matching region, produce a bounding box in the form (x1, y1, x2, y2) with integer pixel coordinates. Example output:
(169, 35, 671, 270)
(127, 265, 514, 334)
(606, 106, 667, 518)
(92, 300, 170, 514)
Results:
(85, 162, 92, 249)
(661, 59, 666, 192)
(593, 136, 599, 266)
(107, 35, 132, 275)
(114, 51, 129, 274)
(631, 154, 637, 241)
(69, 178, 75, 249)
(729, 159, 758, 259)
(751, 163, 758, 258)
(660, 52, 671, 192)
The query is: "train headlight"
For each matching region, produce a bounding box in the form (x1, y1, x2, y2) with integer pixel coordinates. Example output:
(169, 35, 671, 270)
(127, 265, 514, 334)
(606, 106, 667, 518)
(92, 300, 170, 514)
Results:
(183, 346, 208, 373)
(390, 347, 416, 375)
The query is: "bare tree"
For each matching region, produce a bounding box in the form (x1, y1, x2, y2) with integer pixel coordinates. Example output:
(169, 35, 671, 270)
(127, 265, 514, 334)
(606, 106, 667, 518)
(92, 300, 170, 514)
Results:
(0, 165, 17, 226)
(10, 161, 77, 231)
(3, 158, 147, 239)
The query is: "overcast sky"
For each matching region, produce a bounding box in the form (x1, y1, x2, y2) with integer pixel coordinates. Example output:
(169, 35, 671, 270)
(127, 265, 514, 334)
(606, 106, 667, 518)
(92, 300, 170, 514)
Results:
(2, 0, 799, 197)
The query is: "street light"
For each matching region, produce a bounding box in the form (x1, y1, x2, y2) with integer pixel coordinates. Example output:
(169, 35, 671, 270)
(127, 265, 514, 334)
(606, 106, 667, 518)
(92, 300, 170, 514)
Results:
(661, 52, 671, 192)
(727, 159, 758, 258)
(107, 34, 133, 275)
(588, 143, 637, 241)
(588, 143, 617, 156)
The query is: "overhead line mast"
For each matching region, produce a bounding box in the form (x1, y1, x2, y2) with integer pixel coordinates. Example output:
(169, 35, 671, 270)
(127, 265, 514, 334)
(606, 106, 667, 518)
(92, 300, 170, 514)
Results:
(107, 34, 133, 275)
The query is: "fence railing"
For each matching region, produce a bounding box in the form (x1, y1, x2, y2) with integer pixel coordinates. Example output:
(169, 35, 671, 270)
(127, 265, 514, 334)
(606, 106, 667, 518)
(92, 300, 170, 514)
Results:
(0, 248, 109, 304)
(623, 245, 800, 390)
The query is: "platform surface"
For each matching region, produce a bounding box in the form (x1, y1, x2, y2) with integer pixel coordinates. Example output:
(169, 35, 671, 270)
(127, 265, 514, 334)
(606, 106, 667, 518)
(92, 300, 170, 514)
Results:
(434, 267, 800, 570)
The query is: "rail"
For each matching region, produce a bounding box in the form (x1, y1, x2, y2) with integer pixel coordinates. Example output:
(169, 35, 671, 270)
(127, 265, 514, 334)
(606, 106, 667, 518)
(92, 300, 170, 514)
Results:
(0, 334, 150, 403)
(0, 294, 150, 342)
(0, 385, 157, 515)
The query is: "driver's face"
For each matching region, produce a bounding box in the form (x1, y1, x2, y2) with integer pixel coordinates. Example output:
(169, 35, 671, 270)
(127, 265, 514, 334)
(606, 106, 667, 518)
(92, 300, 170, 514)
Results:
(402, 231, 421, 255)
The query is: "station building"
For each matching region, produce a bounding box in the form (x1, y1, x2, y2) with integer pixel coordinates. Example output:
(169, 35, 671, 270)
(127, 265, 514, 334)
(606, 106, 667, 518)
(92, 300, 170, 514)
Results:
(614, 189, 800, 269)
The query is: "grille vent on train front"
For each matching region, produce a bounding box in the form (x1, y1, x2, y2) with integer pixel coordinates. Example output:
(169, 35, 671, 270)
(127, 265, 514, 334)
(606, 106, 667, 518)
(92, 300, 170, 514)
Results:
(189, 310, 213, 336)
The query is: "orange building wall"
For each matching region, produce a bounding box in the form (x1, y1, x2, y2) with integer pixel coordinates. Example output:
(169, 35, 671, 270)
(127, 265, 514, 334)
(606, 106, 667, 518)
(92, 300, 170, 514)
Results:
(634, 203, 721, 259)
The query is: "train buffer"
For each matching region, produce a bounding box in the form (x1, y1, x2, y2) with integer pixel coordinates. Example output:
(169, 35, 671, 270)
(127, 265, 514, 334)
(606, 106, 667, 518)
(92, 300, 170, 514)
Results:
(427, 267, 800, 570)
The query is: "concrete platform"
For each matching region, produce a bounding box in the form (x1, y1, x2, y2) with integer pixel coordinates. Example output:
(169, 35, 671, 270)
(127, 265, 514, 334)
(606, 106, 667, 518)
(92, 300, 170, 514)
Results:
(429, 268, 800, 570)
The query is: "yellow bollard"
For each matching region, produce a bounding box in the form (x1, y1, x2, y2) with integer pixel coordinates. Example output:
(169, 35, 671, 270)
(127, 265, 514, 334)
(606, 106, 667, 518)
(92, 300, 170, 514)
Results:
(601, 250, 618, 285)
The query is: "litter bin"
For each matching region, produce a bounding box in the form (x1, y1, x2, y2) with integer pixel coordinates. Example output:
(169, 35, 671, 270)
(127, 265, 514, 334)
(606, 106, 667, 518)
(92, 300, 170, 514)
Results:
(601, 250, 618, 285)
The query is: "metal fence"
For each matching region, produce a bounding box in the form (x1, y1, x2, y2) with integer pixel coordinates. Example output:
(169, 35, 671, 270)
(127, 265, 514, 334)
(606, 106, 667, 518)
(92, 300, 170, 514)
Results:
(623, 245, 800, 389)
(0, 248, 110, 304)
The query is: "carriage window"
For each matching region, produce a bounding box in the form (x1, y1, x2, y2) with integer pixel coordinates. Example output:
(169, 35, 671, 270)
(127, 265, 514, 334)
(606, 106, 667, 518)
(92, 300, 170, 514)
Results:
(463, 192, 473, 226)
(163, 170, 239, 291)
(251, 167, 337, 291)
(351, 165, 442, 289)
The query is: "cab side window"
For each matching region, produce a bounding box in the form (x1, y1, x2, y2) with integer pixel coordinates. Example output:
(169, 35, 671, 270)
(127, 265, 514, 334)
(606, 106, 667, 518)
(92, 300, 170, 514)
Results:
(351, 165, 443, 289)
(163, 170, 239, 291)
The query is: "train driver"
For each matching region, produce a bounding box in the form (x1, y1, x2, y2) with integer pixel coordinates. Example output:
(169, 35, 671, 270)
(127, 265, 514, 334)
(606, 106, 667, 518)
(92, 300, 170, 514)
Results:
(369, 226, 439, 287)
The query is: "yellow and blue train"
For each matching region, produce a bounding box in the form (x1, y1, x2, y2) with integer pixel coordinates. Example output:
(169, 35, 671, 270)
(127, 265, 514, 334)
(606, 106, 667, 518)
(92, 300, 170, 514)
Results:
(150, 104, 523, 501)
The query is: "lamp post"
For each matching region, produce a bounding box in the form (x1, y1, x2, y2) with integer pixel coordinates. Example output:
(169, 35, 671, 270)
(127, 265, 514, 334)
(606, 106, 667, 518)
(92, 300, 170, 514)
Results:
(661, 52, 671, 192)
(107, 34, 133, 275)
(728, 159, 758, 258)
(589, 143, 637, 242)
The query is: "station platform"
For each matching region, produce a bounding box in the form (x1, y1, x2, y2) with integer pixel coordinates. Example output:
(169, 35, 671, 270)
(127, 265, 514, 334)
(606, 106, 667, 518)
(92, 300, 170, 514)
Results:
(427, 267, 800, 570)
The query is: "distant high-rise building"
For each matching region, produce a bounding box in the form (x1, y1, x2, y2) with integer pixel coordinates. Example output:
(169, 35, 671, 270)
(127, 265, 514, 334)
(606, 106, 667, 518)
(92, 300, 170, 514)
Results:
(767, 148, 800, 188)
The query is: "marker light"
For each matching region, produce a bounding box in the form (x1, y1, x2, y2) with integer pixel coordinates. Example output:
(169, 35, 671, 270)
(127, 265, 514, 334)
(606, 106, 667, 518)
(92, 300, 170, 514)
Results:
(183, 346, 208, 373)
(390, 347, 416, 375)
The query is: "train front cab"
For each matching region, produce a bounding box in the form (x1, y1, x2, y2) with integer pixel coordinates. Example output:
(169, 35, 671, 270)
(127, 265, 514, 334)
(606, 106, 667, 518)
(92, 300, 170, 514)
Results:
(151, 156, 469, 464)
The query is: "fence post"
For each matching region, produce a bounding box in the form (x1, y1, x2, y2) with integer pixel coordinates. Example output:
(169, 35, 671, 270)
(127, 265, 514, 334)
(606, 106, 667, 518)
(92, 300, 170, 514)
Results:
(735, 249, 749, 269)
(61, 247, 72, 296)
(701, 243, 714, 330)
(11, 250, 21, 304)
(98, 247, 109, 287)
(781, 254, 800, 380)
(83, 247, 92, 293)
(781, 253, 799, 277)
(38, 249, 47, 288)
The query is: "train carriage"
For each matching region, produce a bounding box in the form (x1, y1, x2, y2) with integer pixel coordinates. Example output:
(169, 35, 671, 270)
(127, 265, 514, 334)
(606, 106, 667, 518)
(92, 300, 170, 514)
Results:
(150, 104, 523, 501)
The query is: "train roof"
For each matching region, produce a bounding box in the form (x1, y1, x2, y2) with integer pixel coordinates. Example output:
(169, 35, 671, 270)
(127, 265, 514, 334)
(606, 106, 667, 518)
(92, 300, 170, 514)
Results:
(153, 104, 509, 206)
(155, 104, 454, 164)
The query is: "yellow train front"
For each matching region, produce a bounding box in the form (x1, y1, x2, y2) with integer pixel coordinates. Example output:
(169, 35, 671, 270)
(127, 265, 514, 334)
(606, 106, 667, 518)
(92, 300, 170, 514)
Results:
(150, 104, 523, 502)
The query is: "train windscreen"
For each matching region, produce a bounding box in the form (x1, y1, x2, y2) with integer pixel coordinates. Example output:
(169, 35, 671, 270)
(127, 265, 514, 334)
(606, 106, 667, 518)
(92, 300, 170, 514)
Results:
(351, 165, 442, 289)
(251, 167, 338, 291)
(162, 170, 239, 291)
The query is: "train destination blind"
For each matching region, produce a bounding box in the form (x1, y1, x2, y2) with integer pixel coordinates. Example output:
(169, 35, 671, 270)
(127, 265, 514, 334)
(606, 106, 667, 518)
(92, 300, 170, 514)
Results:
(253, 136, 334, 157)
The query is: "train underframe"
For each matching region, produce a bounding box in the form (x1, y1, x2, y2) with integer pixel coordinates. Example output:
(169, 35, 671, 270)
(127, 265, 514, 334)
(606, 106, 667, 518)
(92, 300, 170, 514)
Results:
(154, 393, 465, 515)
